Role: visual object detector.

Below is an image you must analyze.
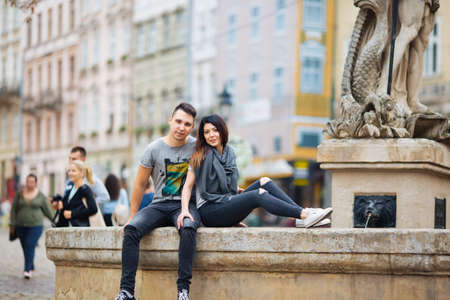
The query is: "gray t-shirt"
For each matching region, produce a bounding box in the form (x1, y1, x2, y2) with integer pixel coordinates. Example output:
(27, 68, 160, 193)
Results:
(140, 136, 196, 203)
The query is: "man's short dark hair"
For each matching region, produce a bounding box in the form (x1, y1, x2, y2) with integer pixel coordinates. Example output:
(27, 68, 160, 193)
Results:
(70, 146, 87, 158)
(172, 102, 197, 119)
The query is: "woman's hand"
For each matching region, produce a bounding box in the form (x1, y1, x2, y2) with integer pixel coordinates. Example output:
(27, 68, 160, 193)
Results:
(9, 226, 15, 234)
(63, 210, 72, 219)
(57, 201, 64, 210)
(177, 210, 194, 230)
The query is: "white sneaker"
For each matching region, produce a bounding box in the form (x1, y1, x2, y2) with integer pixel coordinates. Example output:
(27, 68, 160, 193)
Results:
(24, 271, 31, 279)
(302, 207, 333, 228)
(296, 218, 331, 228)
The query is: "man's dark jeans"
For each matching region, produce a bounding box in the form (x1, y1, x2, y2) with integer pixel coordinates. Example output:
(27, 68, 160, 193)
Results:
(120, 201, 200, 295)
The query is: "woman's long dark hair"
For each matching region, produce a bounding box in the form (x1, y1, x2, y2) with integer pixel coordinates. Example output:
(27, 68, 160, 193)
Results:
(104, 174, 121, 201)
(190, 114, 229, 168)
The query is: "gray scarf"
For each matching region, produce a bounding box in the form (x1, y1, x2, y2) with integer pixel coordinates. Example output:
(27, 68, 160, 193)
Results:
(194, 145, 238, 203)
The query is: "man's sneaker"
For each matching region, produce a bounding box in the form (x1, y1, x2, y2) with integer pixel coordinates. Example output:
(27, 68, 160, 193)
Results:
(24, 271, 31, 279)
(178, 289, 189, 300)
(115, 290, 136, 300)
(296, 218, 331, 228)
(302, 207, 333, 228)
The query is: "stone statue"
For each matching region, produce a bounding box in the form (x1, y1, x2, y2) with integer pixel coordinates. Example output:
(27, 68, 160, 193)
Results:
(326, 0, 449, 141)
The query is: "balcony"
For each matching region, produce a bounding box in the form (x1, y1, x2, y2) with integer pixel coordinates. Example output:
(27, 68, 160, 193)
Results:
(22, 90, 63, 114)
(0, 84, 20, 107)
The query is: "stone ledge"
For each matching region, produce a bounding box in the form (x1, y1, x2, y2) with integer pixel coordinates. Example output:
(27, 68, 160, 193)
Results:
(46, 227, 450, 275)
(317, 138, 450, 169)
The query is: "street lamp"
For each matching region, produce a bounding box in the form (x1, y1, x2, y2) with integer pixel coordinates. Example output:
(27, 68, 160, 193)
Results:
(218, 85, 232, 121)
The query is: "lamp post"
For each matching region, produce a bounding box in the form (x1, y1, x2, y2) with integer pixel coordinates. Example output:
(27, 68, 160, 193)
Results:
(218, 85, 232, 121)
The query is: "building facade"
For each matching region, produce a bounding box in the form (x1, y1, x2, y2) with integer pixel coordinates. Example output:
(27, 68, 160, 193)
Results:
(0, 2, 22, 200)
(22, 0, 79, 196)
(131, 0, 188, 177)
(216, 0, 298, 161)
(191, 0, 218, 113)
(77, 0, 133, 182)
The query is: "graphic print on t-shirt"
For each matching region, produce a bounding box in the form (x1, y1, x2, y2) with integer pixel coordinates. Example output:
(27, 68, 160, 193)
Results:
(162, 159, 189, 196)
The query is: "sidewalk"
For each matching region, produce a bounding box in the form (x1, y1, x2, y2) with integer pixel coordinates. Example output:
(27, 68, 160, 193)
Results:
(0, 226, 54, 300)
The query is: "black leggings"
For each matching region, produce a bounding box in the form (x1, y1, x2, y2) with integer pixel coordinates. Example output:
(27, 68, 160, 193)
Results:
(199, 179, 303, 227)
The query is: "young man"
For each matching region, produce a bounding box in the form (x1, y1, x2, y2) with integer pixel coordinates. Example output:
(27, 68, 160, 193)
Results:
(115, 103, 199, 300)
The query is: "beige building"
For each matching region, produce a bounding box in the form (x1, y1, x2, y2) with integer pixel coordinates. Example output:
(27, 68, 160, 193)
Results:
(0, 3, 22, 200)
(22, 0, 79, 196)
(77, 0, 133, 182)
(334, 0, 450, 117)
(131, 0, 188, 175)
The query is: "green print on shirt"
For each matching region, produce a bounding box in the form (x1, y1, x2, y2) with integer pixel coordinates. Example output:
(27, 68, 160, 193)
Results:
(162, 159, 189, 196)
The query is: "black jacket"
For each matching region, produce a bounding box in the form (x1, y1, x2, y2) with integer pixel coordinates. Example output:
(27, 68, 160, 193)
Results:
(56, 184, 98, 227)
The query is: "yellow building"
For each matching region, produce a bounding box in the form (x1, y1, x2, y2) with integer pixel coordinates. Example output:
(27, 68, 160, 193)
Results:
(292, 0, 335, 207)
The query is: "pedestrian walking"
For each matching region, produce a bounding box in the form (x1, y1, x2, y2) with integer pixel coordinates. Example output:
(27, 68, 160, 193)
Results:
(55, 160, 98, 227)
(179, 114, 333, 230)
(102, 174, 129, 226)
(115, 102, 199, 300)
(9, 174, 55, 279)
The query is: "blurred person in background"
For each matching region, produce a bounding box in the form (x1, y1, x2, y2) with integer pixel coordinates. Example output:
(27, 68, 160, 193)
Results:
(9, 174, 55, 279)
(55, 160, 98, 227)
(139, 178, 154, 211)
(103, 174, 129, 226)
(179, 114, 333, 230)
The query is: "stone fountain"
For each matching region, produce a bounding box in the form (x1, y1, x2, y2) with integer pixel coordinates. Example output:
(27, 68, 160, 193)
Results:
(319, 0, 449, 229)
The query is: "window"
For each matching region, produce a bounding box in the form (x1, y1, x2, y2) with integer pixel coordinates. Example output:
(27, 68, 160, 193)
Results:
(122, 24, 130, 55)
(69, 56, 75, 86)
(70, 0, 75, 30)
(58, 4, 63, 36)
(38, 64, 42, 93)
(297, 127, 322, 148)
(13, 113, 19, 139)
(275, 0, 287, 33)
(148, 21, 157, 53)
(227, 77, 236, 101)
(27, 69, 32, 96)
(227, 13, 237, 46)
(68, 112, 74, 144)
(57, 59, 62, 94)
(1, 112, 6, 144)
(303, 0, 326, 32)
(55, 113, 61, 147)
(2, 6, 8, 33)
(81, 39, 88, 68)
(300, 41, 325, 94)
(27, 21, 32, 47)
(250, 6, 260, 41)
(163, 15, 170, 48)
(424, 17, 441, 77)
(48, 8, 52, 40)
(121, 94, 128, 126)
(92, 99, 100, 132)
(137, 24, 145, 57)
(109, 24, 116, 60)
(46, 117, 52, 148)
(26, 121, 32, 152)
(273, 67, 284, 102)
(38, 13, 42, 43)
(93, 30, 99, 65)
(80, 102, 87, 134)
(136, 98, 143, 126)
(249, 72, 259, 100)
(108, 97, 115, 130)
(176, 10, 185, 44)
(274, 136, 282, 153)
(36, 117, 41, 151)
(47, 62, 52, 90)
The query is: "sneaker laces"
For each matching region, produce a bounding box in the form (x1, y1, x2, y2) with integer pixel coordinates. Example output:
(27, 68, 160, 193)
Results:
(178, 289, 189, 300)
(115, 291, 132, 300)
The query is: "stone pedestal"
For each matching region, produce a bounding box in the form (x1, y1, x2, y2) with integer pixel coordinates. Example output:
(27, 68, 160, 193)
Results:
(318, 138, 450, 228)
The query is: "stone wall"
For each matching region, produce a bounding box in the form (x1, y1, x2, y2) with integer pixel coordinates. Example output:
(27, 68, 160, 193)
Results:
(46, 227, 449, 300)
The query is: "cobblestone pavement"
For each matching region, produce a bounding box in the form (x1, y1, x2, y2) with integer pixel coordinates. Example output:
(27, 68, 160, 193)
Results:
(0, 226, 55, 300)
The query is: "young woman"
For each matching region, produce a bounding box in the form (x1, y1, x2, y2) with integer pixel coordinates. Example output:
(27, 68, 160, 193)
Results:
(178, 115, 332, 229)
(56, 160, 98, 227)
(102, 174, 129, 226)
(9, 174, 55, 279)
